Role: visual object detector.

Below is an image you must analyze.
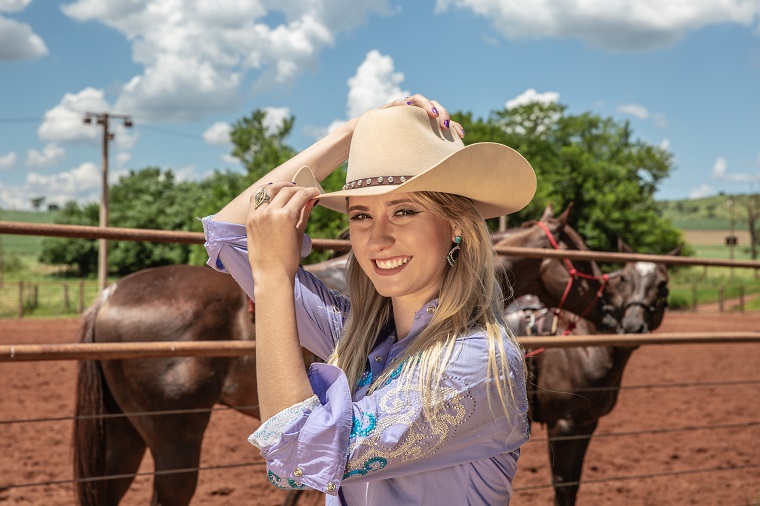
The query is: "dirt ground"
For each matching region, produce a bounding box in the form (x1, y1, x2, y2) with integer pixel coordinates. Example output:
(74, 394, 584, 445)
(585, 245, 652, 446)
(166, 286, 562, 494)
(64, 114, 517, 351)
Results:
(1, 310, 758, 505)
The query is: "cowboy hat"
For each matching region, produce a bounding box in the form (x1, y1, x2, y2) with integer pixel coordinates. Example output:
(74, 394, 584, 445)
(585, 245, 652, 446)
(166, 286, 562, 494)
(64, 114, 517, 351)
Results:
(306, 106, 536, 219)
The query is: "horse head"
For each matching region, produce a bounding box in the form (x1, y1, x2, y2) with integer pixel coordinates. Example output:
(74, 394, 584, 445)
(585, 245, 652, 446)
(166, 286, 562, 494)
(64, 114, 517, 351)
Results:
(606, 239, 682, 334)
(503, 204, 622, 332)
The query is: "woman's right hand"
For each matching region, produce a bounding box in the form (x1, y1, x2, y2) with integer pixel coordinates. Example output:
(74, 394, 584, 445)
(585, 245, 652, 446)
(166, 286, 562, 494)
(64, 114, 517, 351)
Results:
(246, 182, 320, 282)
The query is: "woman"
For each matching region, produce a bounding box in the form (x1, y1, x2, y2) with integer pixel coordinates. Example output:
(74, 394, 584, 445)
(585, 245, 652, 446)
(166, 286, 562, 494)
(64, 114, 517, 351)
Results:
(202, 95, 536, 504)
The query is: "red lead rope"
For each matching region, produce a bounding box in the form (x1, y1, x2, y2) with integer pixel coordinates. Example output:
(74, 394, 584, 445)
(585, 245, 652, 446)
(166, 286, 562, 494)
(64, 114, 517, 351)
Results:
(523, 223, 610, 358)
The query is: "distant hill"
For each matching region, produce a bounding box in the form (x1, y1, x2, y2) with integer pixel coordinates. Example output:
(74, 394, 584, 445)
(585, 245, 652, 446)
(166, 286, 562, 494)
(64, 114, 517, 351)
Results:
(659, 193, 748, 230)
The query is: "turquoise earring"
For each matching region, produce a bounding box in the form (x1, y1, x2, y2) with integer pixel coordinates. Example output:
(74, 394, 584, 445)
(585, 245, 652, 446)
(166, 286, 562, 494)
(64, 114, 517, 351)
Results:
(447, 235, 462, 266)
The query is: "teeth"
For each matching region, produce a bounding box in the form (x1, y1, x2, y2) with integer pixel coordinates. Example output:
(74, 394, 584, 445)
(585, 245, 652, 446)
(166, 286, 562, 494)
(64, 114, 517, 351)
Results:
(376, 257, 410, 270)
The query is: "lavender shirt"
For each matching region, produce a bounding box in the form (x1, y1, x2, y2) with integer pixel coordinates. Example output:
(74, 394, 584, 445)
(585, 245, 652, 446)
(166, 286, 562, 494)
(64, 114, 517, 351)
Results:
(202, 217, 529, 505)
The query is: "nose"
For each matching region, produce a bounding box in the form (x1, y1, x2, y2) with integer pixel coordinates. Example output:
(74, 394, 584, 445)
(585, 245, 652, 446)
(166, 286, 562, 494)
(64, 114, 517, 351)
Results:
(621, 307, 648, 334)
(367, 217, 394, 251)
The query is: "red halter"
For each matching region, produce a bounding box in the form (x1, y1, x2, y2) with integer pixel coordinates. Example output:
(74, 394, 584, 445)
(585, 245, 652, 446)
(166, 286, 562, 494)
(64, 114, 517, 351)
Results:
(523, 222, 610, 358)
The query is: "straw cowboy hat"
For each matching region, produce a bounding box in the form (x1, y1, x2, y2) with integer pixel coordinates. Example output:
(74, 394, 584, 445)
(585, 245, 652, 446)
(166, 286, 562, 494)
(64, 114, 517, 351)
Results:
(300, 105, 536, 219)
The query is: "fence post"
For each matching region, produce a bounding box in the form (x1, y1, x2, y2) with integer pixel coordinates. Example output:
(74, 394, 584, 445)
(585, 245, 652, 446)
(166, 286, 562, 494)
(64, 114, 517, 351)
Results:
(63, 283, 70, 312)
(691, 284, 698, 311)
(739, 286, 745, 312)
(718, 286, 725, 312)
(78, 279, 84, 314)
(18, 281, 23, 318)
(34, 284, 38, 307)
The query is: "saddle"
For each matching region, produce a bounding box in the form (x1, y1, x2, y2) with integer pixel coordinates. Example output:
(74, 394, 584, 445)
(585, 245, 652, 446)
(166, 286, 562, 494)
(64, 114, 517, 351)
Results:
(505, 295, 559, 336)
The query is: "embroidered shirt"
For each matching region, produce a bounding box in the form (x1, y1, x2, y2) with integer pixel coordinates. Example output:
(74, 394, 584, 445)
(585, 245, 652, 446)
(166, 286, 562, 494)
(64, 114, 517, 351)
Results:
(202, 217, 530, 505)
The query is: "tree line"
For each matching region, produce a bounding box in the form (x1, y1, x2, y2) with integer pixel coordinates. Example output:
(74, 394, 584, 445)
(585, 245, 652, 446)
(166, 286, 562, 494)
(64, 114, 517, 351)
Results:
(40, 102, 687, 277)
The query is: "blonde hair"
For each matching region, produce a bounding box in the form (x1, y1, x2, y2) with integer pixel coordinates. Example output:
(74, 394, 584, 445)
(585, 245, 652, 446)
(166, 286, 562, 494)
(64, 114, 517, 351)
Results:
(327, 192, 525, 420)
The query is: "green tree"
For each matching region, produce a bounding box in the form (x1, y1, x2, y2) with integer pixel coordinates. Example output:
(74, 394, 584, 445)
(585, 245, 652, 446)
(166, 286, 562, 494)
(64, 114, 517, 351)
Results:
(220, 109, 348, 262)
(39, 201, 100, 276)
(40, 168, 205, 276)
(456, 102, 682, 255)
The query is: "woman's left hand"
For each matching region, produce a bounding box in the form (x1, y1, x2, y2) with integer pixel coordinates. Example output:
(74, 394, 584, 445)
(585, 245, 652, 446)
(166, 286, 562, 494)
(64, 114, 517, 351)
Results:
(380, 93, 466, 139)
(246, 182, 320, 281)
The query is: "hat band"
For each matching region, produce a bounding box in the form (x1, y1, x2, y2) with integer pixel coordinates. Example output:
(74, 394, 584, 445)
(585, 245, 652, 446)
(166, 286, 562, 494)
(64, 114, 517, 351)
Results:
(342, 175, 415, 191)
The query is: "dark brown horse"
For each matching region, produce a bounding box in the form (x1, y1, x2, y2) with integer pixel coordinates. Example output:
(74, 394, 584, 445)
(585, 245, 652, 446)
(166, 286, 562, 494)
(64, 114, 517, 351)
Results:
(497, 205, 620, 333)
(72, 213, 572, 506)
(505, 240, 681, 506)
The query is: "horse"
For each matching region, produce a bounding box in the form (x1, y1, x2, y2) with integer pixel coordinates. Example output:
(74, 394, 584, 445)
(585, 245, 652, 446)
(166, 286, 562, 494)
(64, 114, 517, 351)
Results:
(505, 239, 681, 506)
(72, 212, 572, 506)
(496, 204, 620, 333)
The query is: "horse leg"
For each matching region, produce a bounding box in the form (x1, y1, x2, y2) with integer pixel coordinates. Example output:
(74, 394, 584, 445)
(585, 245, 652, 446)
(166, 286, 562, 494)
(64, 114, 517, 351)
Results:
(144, 413, 211, 506)
(547, 418, 599, 506)
(103, 408, 147, 504)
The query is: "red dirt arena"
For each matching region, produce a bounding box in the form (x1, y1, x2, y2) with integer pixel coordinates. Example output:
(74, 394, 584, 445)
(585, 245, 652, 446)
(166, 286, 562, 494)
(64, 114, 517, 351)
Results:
(1, 310, 758, 505)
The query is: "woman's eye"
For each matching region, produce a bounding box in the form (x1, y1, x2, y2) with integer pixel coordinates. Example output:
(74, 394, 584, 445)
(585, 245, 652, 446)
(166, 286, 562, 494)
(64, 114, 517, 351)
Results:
(349, 212, 371, 221)
(394, 208, 420, 217)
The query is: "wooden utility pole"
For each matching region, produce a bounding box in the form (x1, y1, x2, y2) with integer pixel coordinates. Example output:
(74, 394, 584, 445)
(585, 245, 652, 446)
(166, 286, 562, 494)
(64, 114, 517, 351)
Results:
(83, 112, 133, 292)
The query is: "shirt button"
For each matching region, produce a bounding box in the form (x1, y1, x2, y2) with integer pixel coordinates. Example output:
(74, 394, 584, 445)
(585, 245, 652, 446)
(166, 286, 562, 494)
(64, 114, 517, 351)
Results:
(293, 467, 303, 477)
(426, 306, 435, 314)
(374, 355, 383, 362)
(326, 482, 336, 492)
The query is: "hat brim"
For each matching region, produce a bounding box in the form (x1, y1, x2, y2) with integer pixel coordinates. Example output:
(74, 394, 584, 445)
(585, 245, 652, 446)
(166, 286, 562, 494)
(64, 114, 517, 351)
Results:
(317, 142, 536, 219)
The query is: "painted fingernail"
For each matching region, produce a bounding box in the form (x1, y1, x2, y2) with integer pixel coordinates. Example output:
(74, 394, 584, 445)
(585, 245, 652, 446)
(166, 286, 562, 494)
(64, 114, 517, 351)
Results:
(460, 127, 465, 135)
(432, 107, 439, 115)
(407, 101, 412, 105)
(292, 181, 297, 184)
(268, 182, 273, 185)
(443, 119, 450, 128)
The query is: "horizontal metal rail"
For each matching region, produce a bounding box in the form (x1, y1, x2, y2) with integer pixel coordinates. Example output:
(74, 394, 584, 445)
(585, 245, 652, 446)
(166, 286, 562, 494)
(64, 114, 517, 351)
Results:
(3, 220, 760, 268)
(1, 332, 758, 362)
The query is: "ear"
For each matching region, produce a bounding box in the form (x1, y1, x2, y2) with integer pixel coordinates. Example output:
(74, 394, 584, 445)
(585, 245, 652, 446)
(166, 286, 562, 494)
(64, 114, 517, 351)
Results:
(540, 203, 555, 221)
(668, 243, 684, 257)
(617, 237, 634, 254)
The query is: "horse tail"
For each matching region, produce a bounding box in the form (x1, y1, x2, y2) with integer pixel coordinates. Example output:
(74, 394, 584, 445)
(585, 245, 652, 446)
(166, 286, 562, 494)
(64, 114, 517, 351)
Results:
(73, 285, 115, 506)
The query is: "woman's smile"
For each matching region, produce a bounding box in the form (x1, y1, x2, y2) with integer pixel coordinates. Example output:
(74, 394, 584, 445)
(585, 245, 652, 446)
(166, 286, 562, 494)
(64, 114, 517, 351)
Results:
(374, 255, 412, 272)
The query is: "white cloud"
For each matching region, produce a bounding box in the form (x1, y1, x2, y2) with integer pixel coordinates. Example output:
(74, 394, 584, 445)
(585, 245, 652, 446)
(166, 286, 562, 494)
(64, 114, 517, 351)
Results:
(711, 157, 728, 178)
(8, 162, 102, 209)
(0, 0, 32, 12)
(689, 183, 715, 199)
(38, 88, 109, 144)
(203, 122, 232, 145)
(506, 88, 559, 109)
(115, 152, 132, 167)
(617, 102, 668, 126)
(660, 138, 670, 150)
(0, 16, 47, 60)
(26, 143, 65, 169)
(618, 103, 650, 119)
(0, 151, 17, 170)
(435, 0, 760, 51)
(61, 1, 393, 122)
(346, 50, 409, 119)
(221, 153, 240, 165)
(710, 156, 760, 183)
(263, 107, 291, 135)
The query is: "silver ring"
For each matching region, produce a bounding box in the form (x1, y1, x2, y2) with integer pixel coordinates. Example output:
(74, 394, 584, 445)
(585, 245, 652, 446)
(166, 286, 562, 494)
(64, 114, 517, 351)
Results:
(253, 186, 271, 210)
(404, 95, 411, 101)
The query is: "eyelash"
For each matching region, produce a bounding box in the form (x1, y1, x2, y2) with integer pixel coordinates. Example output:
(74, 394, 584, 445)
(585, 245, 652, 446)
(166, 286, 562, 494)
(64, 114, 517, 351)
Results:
(349, 209, 421, 221)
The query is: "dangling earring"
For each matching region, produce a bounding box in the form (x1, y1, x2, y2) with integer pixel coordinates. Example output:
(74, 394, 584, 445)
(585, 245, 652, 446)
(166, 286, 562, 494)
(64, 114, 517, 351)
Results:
(447, 236, 462, 266)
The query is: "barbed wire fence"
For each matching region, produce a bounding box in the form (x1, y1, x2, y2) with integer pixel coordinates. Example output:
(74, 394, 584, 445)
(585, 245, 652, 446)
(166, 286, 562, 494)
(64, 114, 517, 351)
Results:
(1, 221, 758, 504)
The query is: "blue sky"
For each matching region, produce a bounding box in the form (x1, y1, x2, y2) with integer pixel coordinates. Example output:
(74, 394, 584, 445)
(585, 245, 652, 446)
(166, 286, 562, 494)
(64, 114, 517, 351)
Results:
(1, 0, 759, 211)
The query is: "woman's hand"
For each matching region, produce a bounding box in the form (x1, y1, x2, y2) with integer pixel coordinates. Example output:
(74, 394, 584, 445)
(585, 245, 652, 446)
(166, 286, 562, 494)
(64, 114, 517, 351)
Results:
(382, 93, 466, 138)
(246, 182, 320, 282)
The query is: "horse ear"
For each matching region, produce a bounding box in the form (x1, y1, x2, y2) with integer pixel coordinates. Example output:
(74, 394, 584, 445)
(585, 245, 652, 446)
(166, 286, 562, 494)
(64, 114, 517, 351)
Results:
(617, 237, 634, 254)
(667, 243, 684, 257)
(556, 202, 573, 226)
(540, 203, 555, 221)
